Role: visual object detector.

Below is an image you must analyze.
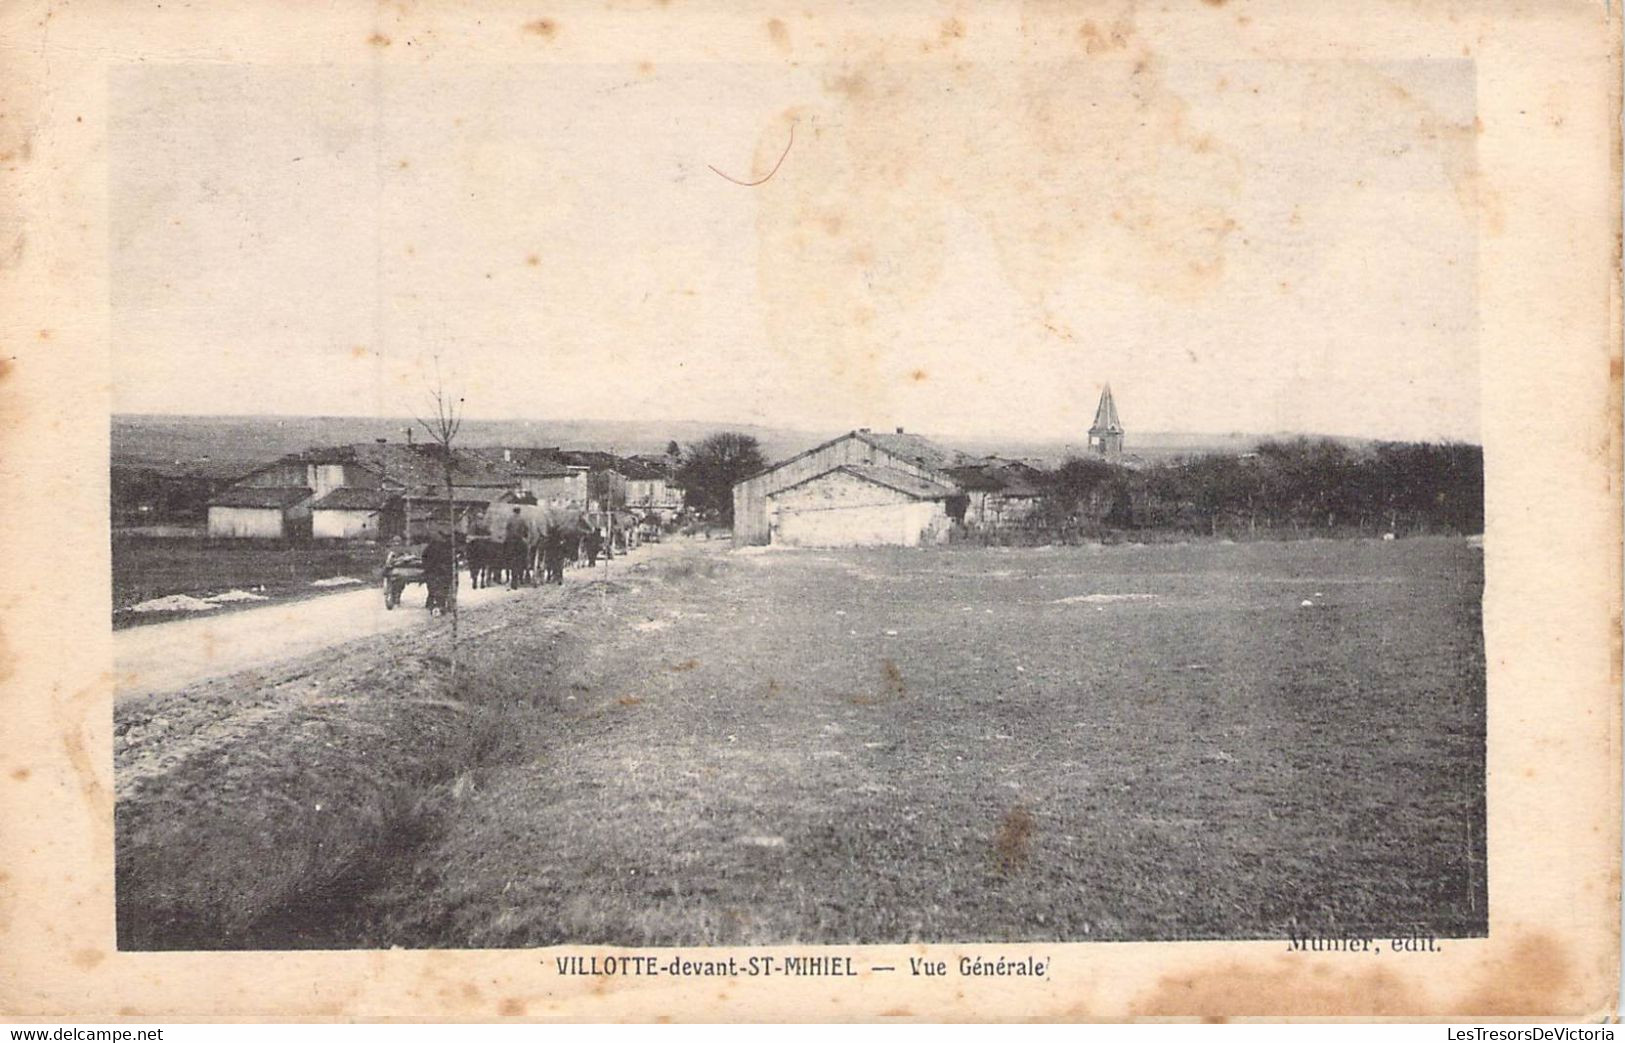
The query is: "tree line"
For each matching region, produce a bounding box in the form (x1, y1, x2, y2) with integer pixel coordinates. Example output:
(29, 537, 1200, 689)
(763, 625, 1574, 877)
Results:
(648, 431, 1484, 541)
(1037, 438, 1483, 539)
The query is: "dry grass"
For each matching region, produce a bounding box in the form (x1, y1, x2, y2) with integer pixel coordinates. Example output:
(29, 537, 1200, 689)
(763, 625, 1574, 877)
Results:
(117, 537, 1486, 949)
(367, 536, 1485, 947)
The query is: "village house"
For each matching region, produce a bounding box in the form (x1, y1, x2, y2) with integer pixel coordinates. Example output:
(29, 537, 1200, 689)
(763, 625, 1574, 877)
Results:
(309, 487, 404, 540)
(518, 462, 587, 506)
(207, 440, 523, 539)
(552, 450, 628, 512)
(206, 485, 315, 538)
(945, 458, 1047, 528)
(469, 448, 588, 506)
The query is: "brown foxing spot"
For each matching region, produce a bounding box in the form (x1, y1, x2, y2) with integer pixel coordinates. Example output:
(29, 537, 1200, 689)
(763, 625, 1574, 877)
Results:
(670, 658, 699, 672)
(368, 33, 391, 47)
(766, 18, 790, 52)
(522, 19, 557, 38)
(499, 998, 525, 1016)
(525, 254, 540, 266)
(9, 768, 26, 781)
(994, 805, 1035, 870)
(910, 368, 928, 382)
(617, 695, 644, 707)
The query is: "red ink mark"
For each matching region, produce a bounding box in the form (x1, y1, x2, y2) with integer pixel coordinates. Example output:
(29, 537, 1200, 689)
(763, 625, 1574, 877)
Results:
(709, 123, 795, 187)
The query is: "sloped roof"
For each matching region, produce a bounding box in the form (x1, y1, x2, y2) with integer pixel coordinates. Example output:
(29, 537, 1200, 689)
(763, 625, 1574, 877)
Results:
(625, 453, 677, 472)
(209, 486, 313, 509)
(1090, 384, 1124, 435)
(465, 447, 577, 477)
(311, 487, 400, 511)
(944, 465, 1006, 492)
(617, 458, 667, 480)
(852, 430, 970, 472)
(554, 450, 623, 473)
(946, 458, 1047, 497)
(773, 464, 955, 501)
(518, 464, 578, 478)
(286, 443, 519, 492)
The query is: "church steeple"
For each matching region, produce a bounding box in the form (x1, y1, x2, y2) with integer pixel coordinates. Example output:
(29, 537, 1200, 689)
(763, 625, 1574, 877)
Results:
(1088, 384, 1124, 462)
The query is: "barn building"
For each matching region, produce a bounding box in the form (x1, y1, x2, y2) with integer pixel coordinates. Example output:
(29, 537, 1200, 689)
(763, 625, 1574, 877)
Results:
(766, 465, 955, 548)
(732, 428, 970, 547)
(310, 487, 404, 540)
(206, 486, 314, 539)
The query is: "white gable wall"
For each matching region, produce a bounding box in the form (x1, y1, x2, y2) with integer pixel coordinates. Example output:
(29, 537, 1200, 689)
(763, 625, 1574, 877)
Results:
(766, 470, 948, 548)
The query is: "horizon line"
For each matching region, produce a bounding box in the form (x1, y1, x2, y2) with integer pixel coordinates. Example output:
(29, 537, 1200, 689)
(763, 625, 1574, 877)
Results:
(109, 411, 1483, 447)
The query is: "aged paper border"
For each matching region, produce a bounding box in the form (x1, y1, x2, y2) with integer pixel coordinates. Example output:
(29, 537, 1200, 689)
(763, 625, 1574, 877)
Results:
(0, 0, 1619, 1021)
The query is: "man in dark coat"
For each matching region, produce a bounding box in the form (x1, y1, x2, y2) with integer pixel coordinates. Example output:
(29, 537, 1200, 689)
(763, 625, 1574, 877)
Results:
(502, 506, 529, 589)
(421, 530, 456, 615)
(542, 529, 566, 585)
(584, 529, 603, 567)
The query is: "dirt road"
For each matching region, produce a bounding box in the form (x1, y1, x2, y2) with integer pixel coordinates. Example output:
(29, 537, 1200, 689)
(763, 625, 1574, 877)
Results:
(113, 548, 655, 700)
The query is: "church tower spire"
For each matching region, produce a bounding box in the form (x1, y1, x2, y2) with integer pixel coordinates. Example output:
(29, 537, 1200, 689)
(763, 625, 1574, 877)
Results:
(1088, 384, 1124, 462)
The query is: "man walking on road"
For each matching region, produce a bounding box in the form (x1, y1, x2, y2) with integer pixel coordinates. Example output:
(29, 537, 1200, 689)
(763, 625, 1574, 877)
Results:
(503, 506, 529, 589)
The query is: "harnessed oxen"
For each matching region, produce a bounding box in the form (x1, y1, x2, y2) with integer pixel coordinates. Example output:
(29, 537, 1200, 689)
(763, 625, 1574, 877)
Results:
(464, 536, 506, 589)
(505, 505, 593, 587)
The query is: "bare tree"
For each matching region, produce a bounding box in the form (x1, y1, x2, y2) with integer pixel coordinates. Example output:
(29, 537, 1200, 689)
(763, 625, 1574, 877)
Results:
(415, 360, 465, 685)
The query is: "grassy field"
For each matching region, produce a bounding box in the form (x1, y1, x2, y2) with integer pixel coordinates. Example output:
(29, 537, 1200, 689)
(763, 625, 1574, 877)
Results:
(115, 536, 1485, 948)
(111, 536, 387, 625)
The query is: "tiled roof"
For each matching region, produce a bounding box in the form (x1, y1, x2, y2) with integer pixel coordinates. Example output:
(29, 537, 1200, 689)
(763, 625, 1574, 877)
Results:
(852, 430, 971, 472)
(617, 458, 667, 480)
(283, 443, 519, 493)
(554, 450, 623, 472)
(209, 486, 313, 509)
(947, 461, 1046, 498)
(311, 488, 399, 511)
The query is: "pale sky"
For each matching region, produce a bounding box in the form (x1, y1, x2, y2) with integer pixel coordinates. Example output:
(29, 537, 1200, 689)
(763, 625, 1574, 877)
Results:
(111, 56, 1479, 443)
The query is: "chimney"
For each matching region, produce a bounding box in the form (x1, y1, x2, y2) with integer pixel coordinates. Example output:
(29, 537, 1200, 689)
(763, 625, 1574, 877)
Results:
(858, 427, 871, 434)
(895, 426, 905, 434)
(375, 438, 387, 445)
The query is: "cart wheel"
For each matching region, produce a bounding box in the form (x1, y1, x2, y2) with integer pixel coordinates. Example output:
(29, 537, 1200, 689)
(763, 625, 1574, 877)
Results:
(384, 579, 401, 609)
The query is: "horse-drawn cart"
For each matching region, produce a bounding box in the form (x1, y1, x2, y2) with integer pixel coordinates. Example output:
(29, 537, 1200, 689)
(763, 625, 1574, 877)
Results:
(382, 544, 462, 611)
(381, 549, 425, 609)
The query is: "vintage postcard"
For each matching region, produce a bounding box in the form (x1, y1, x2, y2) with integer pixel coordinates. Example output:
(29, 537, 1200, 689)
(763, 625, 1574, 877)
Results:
(0, 0, 1618, 1022)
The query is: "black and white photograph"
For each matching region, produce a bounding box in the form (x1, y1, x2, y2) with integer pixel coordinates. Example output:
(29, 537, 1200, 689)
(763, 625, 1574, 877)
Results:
(103, 39, 1498, 956)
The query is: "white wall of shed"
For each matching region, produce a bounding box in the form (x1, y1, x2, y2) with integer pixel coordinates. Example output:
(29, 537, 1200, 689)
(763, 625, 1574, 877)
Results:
(206, 506, 286, 538)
